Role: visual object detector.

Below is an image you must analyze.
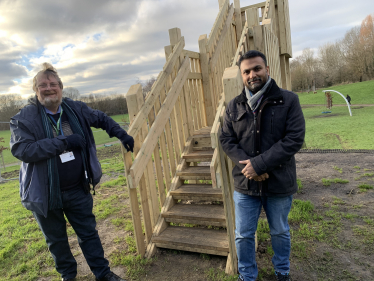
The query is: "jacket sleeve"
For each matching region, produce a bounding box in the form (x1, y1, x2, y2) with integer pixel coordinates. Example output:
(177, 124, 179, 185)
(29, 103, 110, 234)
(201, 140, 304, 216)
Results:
(10, 118, 67, 163)
(251, 94, 305, 175)
(219, 106, 251, 168)
(78, 101, 128, 139)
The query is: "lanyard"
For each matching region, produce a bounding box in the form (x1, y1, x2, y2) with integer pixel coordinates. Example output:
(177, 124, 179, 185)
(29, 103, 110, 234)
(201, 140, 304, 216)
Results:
(48, 109, 64, 136)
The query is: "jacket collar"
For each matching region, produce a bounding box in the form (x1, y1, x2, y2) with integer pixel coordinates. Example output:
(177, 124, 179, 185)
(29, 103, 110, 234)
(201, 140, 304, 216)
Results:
(234, 78, 282, 104)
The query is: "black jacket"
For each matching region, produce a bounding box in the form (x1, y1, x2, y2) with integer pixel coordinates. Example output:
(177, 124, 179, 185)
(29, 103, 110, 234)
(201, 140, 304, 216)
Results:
(10, 97, 127, 217)
(220, 79, 305, 196)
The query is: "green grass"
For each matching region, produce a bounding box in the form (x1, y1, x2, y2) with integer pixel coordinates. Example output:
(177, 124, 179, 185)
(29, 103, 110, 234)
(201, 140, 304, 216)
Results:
(0, 180, 58, 280)
(358, 184, 373, 191)
(322, 178, 349, 186)
(302, 106, 374, 149)
(297, 80, 374, 105)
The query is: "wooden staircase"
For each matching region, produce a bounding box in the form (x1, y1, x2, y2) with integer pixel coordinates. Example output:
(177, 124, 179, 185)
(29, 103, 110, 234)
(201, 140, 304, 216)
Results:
(150, 127, 230, 257)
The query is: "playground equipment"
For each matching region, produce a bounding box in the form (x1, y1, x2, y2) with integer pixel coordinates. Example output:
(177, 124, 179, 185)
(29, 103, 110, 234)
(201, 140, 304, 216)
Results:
(323, 90, 352, 116)
(122, 0, 292, 274)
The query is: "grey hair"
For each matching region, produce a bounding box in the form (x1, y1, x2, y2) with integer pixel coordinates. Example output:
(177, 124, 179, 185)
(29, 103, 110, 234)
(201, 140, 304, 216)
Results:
(32, 62, 63, 92)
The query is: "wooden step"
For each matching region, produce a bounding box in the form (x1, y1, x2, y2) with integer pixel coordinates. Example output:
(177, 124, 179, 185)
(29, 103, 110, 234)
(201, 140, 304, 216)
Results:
(170, 184, 223, 201)
(152, 226, 229, 256)
(162, 204, 226, 227)
(176, 166, 211, 180)
(183, 150, 214, 162)
(192, 136, 212, 151)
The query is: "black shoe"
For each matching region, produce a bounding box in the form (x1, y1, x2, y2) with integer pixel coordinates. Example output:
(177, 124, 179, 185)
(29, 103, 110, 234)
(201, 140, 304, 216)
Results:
(62, 278, 76, 281)
(96, 271, 127, 281)
(275, 271, 292, 281)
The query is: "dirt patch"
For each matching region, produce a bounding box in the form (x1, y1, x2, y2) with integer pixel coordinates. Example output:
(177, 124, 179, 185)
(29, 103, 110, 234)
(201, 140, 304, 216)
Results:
(1, 170, 19, 179)
(36, 152, 374, 281)
(97, 144, 122, 161)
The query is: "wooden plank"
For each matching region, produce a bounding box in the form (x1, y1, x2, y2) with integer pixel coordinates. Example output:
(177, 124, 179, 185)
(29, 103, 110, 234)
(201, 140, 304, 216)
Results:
(152, 226, 229, 253)
(210, 98, 225, 149)
(214, 123, 238, 274)
(208, 0, 229, 52)
(233, 0, 242, 46)
(231, 22, 248, 67)
(122, 85, 145, 257)
(176, 166, 211, 180)
(222, 66, 243, 103)
(182, 149, 214, 162)
(125, 37, 185, 145)
(253, 25, 264, 53)
(162, 204, 225, 223)
(210, 5, 235, 71)
(183, 49, 200, 59)
(187, 72, 203, 80)
(240, 1, 266, 12)
(129, 56, 190, 189)
(192, 136, 212, 150)
(210, 148, 219, 188)
(198, 34, 215, 126)
(170, 184, 222, 201)
(165, 45, 183, 163)
(169, 28, 194, 140)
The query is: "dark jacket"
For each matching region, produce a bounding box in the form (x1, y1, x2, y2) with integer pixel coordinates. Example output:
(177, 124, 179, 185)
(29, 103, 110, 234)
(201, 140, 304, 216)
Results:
(10, 97, 126, 217)
(220, 79, 305, 196)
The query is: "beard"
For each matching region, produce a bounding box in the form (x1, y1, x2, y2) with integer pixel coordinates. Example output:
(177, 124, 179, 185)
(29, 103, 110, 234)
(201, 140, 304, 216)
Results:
(39, 92, 62, 109)
(246, 77, 266, 94)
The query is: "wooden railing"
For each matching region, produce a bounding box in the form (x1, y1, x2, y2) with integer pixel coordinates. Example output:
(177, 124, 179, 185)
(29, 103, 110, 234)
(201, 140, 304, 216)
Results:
(122, 0, 293, 272)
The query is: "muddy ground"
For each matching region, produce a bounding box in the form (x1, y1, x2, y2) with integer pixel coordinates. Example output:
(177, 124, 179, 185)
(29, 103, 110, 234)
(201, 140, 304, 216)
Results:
(6, 149, 371, 280)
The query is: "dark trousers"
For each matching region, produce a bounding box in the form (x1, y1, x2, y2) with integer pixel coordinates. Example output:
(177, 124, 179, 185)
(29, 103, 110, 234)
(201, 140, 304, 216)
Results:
(33, 187, 110, 279)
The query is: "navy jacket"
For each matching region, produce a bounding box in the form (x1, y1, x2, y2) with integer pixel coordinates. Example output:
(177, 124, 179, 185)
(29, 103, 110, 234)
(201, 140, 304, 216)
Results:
(10, 97, 127, 217)
(220, 79, 305, 196)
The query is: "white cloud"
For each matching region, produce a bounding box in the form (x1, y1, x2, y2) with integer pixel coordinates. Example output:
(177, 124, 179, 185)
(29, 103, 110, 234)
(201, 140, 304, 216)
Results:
(0, 0, 373, 97)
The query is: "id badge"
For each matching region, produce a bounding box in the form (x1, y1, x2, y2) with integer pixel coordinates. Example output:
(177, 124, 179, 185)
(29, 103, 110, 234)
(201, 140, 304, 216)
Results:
(60, 151, 75, 163)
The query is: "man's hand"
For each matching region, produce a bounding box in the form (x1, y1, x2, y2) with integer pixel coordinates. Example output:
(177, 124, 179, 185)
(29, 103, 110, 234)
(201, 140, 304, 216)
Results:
(120, 134, 134, 153)
(66, 134, 86, 150)
(239, 159, 269, 181)
(252, 173, 269, 181)
(239, 159, 258, 178)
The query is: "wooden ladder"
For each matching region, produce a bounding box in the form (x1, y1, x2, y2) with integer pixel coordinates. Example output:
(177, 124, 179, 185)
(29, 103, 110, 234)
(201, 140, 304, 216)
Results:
(149, 126, 230, 257)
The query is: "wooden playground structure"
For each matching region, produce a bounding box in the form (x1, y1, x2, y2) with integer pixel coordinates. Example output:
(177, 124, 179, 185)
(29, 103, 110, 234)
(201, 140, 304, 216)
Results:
(121, 0, 292, 274)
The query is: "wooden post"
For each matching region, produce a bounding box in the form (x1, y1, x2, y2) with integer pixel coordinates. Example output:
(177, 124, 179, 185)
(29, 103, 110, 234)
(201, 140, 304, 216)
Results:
(123, 84, 147, 256)
(198, 34, 215, 126)
(222, 65, 243, 102)
(233, 0, 242, 46)
(246, 8, 260, 51)
(218, 0, 225, 9)
(169, 28, 193, 140)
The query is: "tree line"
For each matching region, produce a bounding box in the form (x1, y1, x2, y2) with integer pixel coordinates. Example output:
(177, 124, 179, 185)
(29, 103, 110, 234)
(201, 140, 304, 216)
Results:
(0, 88, 128, 131)
(290, 14, 374, 92)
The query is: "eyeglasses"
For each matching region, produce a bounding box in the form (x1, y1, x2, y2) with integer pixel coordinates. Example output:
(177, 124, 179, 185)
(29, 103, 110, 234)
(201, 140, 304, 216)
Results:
(37, 83, 60, 89)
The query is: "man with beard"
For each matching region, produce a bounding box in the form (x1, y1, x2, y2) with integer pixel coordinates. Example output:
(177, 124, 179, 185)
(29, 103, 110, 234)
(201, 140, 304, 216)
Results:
(220, 51, 305, 281)
(10, 63, 133, 281)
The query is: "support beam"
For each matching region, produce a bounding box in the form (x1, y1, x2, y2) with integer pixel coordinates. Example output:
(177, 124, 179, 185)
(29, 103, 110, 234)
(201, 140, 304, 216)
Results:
(233, 0, 242, 46)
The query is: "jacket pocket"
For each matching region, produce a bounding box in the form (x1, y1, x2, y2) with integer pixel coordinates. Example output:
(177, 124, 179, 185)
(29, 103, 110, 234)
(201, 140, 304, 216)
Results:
(267, 159, 295, 194)
(230, 110, 253, 139)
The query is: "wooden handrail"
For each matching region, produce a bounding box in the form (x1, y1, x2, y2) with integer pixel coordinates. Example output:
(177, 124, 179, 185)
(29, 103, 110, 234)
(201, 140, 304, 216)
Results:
(125, 37, 185, 143)
(232, 22, 248, 67)
(128, 55, 191, 189)
(210, 4, 235, 71)
(207, 0, 230, 52)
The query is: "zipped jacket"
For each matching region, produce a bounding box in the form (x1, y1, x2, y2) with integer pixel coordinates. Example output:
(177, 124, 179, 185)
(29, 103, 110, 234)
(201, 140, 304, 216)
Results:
(10, 97, 127, 217)
(220, 79, 305, 196)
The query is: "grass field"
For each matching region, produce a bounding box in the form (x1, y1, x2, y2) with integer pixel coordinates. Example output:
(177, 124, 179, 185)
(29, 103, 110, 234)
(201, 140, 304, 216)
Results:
(302, 105, 374, 149)
(297, 80, 374, 105)
(0, 114, 129, 166)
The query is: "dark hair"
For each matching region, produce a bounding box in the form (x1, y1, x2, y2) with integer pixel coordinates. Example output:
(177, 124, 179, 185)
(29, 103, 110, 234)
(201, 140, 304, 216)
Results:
(238, 50, 267, 68)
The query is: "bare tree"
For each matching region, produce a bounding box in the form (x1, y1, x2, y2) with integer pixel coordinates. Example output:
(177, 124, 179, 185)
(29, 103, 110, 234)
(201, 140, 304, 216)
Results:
(62, 87, 80, 100)
(135, 76, 157, 98)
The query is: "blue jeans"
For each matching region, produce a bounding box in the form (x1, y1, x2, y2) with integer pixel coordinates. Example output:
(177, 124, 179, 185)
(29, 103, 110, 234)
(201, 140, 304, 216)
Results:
(33, 187, 110, 279)
(233, 191, 293, 281)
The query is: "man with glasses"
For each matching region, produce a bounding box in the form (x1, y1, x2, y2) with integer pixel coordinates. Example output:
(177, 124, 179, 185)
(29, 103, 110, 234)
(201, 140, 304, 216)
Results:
(10, 63, 133, 281)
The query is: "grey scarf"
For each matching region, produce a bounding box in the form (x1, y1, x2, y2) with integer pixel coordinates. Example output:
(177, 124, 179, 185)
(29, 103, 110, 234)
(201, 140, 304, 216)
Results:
(245, 75, 272, 112)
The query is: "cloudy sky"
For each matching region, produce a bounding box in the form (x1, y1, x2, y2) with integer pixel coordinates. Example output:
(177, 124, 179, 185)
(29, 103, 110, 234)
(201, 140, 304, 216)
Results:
(0, 0, 373, 98)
